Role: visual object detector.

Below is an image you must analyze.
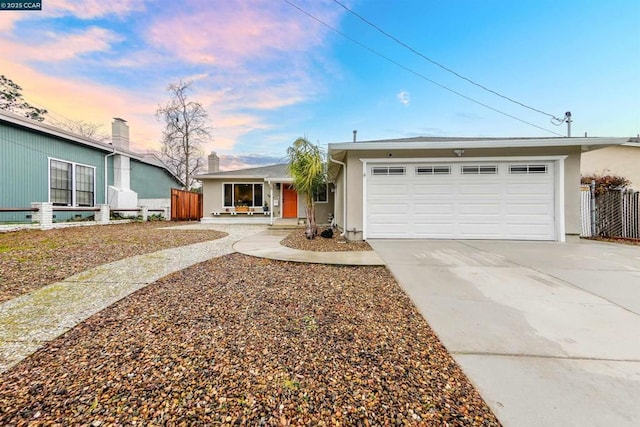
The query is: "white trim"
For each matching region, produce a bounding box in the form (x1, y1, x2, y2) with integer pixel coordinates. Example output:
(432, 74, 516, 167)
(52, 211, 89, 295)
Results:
(331, 137, 627, 152)
(555, 158, 566, 242)
(48, 157, 97, 207)
(361, 155, 567, 241)
(360, 155, 568, 164)
(362, 162, 368, 239)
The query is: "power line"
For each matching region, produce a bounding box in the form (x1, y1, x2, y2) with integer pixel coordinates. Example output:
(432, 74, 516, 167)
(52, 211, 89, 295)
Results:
(282, 0, 564, 136)
(332, 0, 564, 123)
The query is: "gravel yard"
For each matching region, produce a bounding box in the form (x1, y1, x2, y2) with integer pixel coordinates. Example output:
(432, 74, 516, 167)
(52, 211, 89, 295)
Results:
(0, 222, 226, 303)
(281, 229, 373, 252)
(0, 223, 500, 425)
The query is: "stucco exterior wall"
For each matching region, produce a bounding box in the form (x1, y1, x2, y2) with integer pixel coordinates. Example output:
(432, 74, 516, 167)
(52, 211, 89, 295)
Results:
(581, 146, 640, 190)
(201, 179, 276, 217)
(334, 146, 582, 241)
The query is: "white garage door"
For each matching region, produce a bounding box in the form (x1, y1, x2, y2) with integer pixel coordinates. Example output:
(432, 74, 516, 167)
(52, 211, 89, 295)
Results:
(366, 161, 556, 240)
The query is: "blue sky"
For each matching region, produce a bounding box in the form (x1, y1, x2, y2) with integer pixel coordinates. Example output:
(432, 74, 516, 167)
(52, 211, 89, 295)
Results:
(1, 0, 638, 169)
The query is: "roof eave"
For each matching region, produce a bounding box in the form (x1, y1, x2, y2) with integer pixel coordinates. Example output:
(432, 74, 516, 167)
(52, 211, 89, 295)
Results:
(328, 137, 628, 153)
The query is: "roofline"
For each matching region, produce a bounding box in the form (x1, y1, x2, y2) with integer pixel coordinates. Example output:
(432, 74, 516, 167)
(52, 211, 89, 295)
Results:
(0, 109, 184, 184)
(1, 109, 120, 153)
(195, 174, 293, 182)
(328, 137, 629, 152)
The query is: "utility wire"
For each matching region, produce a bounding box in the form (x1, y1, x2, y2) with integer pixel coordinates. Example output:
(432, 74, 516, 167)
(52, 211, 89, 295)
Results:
(332, 0, 564, 123)
(282, 0, 564, 136)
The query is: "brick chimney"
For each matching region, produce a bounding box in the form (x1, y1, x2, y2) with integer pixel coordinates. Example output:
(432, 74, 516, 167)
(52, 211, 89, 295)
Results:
(208, 151, 220, 173)
(111, 117, 129, 150)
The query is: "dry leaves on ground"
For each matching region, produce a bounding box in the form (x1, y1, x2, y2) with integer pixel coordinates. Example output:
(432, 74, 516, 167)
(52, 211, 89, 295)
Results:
(0, 254, 500, 426)
(583, 237, 640, 246)
(0, 222, 226, 302)
(281, 228, 372, 252)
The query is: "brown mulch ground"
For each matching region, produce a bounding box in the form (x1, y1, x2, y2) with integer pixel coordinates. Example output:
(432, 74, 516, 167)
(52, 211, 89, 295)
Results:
(0, 222, 226, 303)
(583, 236, 640, 246)
(0, 254, 500, 425)
(281, 228, 373, 252)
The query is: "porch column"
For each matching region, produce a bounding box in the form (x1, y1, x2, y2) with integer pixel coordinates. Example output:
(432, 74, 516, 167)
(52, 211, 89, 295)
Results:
(269, 182, 274, 226)
(31, 202, 53, 230)
(140, 206, 148, 222)
(96, 204, 110, 224)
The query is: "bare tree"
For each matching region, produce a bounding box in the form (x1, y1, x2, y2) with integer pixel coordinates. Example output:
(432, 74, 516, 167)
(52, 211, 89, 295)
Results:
(156, 80, 211, 190)
(56, 119, 110, 142)
(0, 75, 47, 121)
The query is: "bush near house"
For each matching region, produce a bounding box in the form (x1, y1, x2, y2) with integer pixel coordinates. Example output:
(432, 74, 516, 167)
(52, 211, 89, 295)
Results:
(581, 174, 630, 197)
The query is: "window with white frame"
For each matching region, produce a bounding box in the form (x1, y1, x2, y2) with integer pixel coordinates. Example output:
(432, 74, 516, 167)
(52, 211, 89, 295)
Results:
(223, 183, 263, 207)
(49, 159, 95, 206)
(416, 165, 451, 175)
(371, 166, 406, 176)
(314, 184, 328, 203)
(509, 164, 548, 174)
(461, 165, 498, 175)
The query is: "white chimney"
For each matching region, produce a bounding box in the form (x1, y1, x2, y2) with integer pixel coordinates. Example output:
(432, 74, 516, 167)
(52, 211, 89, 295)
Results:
(208, 151, 220, 173)
(108, 117, 138, 209)
(112, 118, 130, 150)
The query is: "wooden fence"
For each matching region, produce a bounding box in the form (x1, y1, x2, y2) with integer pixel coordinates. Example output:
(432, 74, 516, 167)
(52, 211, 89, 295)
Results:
(171, 188, 202, 221)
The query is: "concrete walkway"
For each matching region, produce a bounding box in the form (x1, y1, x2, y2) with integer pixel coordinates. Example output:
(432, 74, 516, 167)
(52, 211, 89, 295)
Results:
(234, 228, 385, 265)
(0, 225, 382, 373)
(0, 224, 267, 372)
(369, 237, 640, 427)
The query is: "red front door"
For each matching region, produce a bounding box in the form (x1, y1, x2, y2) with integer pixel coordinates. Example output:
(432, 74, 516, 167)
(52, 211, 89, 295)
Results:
(282, 184, 298, 218)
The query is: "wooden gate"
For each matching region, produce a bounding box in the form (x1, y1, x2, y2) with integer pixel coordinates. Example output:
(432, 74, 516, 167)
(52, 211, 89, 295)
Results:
(171, 188, 203, 221)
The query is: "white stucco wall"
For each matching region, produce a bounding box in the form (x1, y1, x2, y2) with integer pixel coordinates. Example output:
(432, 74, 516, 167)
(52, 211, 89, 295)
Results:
(581, 145, 640, 190)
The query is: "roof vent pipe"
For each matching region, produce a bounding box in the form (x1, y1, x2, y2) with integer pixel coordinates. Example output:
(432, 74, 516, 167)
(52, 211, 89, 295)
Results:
(353, 130, 357, 143)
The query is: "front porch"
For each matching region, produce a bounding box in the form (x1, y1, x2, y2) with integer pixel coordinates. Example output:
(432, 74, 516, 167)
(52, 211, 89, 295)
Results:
(199, 216, 306, 227)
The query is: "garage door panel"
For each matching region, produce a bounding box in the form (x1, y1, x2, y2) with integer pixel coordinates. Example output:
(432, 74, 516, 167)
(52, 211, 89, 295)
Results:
(507, 183, 553, 195)
(414, 203, 454, 214)
(368, 202, 410, 214)
(507, 203, 553, 215)
(410, 224, 456, 236)
(366, 161, 556, 241)
(369, 184, 410, 196)
(505, 224, 554, 240)
(458, 223, 502, 237)
(414, 184, 455, 195)
(458, 183, 502, 196)
(458, 203, 502, 215)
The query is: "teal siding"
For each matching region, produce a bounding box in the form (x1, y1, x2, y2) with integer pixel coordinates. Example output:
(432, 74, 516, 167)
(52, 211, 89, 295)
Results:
(1, 121, 108, 222)
(131, 159, 182, 198)
(1, 119, 180, 223)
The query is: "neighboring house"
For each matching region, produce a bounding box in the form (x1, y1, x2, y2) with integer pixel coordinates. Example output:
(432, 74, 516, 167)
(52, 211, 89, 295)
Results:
(0, 110, 183, 223)
(327, 136, 626, 242)
(581, 137, 640, 190)
(196, 152, 334, 225)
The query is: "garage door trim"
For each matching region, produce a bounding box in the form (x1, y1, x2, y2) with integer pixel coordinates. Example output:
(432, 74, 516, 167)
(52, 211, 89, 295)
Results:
(361, 156, 566, 241)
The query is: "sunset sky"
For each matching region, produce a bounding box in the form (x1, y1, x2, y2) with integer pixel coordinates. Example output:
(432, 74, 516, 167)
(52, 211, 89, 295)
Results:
(1, 0, 638, 169)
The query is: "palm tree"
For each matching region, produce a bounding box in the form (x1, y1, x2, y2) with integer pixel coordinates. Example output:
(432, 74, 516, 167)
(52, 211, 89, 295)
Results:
(287, 137, 325, 239)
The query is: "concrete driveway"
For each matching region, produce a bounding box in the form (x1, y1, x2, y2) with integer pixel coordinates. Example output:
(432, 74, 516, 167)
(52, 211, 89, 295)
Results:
(369, 237, 640, 427)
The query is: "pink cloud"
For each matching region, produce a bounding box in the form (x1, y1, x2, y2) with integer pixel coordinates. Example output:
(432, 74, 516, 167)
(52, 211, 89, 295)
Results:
(2, 27, 121, 62)
(45, 0, 146, 19)
(0, 0, 144, 33)
(3, 62, 159, 148)
(146, 0, 339, 67)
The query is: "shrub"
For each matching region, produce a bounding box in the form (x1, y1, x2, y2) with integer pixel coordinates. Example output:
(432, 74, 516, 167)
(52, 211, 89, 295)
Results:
(581, 174, 630, 197)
